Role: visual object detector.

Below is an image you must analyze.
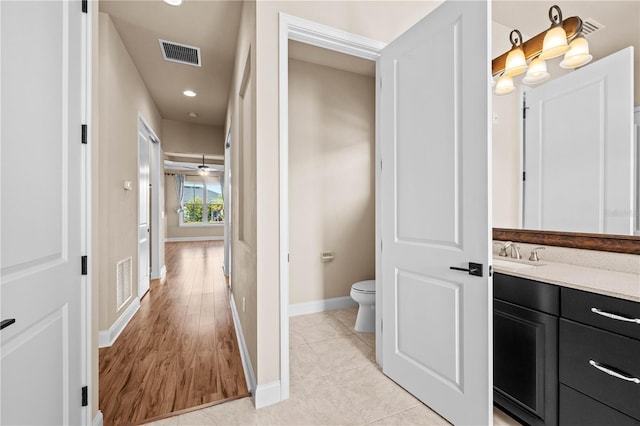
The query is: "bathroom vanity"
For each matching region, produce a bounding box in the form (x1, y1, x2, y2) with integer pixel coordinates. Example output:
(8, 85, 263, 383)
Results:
(493, 259, 640, 426)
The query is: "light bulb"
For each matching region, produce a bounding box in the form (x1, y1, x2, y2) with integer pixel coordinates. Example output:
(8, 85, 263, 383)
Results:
(523, 57, 550, 85)
(494, 75, 515, 96)
(560, 36, 592, 68)
(540, 25, 570, 60)
(504, 47, 528, 77)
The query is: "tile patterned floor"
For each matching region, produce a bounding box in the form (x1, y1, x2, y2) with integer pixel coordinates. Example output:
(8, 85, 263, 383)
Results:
(147, 308, 520, 425)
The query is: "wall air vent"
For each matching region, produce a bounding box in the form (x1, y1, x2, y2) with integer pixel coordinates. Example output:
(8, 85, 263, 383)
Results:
(116, 257, 132, 310)
(159, 39, 201, 67)
(581, 18, 605, 36)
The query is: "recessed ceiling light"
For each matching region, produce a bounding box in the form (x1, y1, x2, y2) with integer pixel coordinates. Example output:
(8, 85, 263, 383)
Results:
(188, 112, 198, 118)
(163, 0, 182, 6)
(183, 90, 196, 97)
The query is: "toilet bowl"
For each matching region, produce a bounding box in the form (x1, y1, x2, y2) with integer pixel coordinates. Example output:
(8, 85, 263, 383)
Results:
(350, 280, 375, 332)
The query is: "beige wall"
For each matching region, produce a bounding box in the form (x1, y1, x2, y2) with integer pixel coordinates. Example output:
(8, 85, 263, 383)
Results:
(96, 13, 163, 334)
(162, 119, 225, 157)
(288, 59, 375, 304)
(164, 174, 224, 240)
(249, 0, 440, 386)
(226, 0, 258, 381)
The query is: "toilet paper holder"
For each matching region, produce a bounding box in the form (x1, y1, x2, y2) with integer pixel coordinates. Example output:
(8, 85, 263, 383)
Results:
(321, 251, 334, 263)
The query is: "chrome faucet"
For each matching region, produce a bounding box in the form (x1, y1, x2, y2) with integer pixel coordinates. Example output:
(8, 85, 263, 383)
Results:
(498, 241, 512, 257)
(511, 245, 522, 259)
(529, 247, 546, 262)
(499, 241, 522, 259)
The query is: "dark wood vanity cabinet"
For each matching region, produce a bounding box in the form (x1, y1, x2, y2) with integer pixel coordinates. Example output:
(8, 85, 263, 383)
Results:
(559, 288, 640, 425)
(494, 273, 640, 426)
(494, 273, 559, 426)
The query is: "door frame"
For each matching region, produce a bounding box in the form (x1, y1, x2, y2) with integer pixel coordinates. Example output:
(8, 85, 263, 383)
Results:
(82, 1, 93, 423)
(137, 115, 161, 293)
(278, 13, 386, 401)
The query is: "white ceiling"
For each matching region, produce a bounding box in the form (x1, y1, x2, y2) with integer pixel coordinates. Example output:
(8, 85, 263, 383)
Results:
(99, 0, 242, 126)
(99, 1, 638, 128)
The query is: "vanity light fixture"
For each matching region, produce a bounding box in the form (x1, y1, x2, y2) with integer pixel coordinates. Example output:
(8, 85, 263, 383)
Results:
(188, 112, 198, 118)
(523, 57, 550, 85)
(492, 5, 591, 94)
(163, 0, 182, 6)
(539, 5, 570, 60)
(494, 74, 515, 96)
(560, 35, 593, 68)
(183, 89, 196, 97)
(503, 30, 528, 77)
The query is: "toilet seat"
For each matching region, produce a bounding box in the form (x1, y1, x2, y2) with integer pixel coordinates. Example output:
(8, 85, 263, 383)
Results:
(351, 280, 375, 294)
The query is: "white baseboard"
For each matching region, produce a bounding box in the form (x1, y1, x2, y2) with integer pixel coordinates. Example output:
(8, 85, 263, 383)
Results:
(289, 296, 357, 317)
(165, 236, 224, 242)
(230, 293, 256, 395)
(92, 411, 103, 426)
(254, 380, 281, 409)
(98, 297, 140, 348)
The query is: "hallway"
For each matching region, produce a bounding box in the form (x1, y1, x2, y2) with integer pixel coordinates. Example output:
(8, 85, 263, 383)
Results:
(99, 241, 249, 425)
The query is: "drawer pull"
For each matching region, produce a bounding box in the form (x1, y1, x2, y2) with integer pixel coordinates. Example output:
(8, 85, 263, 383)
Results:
(589, 360, 640, 384)
(590, 307, 640, 324)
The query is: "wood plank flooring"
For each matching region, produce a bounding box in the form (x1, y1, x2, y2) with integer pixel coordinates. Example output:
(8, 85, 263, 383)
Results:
(99, 241, 249, 425)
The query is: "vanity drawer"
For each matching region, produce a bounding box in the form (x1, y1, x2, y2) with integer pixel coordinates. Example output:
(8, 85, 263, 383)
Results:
(559, 384, 640, 426)
(560, 319, 640, 420)
(494, 273, 559, 315)
(562, 287, 640, 340)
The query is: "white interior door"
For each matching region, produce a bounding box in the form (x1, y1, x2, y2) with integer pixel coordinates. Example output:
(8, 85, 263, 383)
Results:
(1, 1, 85, 424)
(523, 47, 635, 235)
(224, 126, 232, 278)
(138, 125, 150, 298)
(380, 1, 491, 424)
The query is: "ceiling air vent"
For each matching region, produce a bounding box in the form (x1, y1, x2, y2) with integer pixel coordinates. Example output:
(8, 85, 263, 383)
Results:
(581, 18, 605, 37)
(159, 39, 201, 67)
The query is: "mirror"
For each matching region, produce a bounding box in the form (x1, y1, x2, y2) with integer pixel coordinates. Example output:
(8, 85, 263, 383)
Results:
(491, 1, 640, 239)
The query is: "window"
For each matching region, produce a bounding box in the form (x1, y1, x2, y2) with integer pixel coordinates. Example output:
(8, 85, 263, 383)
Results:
(181, 176, 224, 226)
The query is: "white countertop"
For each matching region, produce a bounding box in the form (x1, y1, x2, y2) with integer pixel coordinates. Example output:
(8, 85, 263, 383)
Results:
(493, 258, 640, 303)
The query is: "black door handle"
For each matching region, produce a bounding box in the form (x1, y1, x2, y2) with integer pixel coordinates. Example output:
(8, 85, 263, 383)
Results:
(450, 262, 483, 277)
(1, 318, 16, 330)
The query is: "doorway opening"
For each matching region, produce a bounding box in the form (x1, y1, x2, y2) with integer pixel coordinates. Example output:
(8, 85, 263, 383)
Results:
(278, 13, 385, 401)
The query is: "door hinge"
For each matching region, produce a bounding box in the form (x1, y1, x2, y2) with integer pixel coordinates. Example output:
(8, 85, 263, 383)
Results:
(81, 256, 88, 275)
(81, 124, 88, 144)
(523, 171, 526, 181)
(82, 0, 87, 13)
(381, 318, 383, 333)
(523, 105, 529, 119)
(380, 159, 383, 171)
(288, 253, 290, 263)
(380, 240, 383, 252)
(81, 386, 88, 406)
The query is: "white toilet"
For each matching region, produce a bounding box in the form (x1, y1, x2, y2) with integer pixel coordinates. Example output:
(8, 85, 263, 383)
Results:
(350, 280, 375, 332)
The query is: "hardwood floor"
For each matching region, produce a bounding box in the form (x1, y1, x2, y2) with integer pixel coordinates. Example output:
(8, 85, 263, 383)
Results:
(99, 241, 249, 425)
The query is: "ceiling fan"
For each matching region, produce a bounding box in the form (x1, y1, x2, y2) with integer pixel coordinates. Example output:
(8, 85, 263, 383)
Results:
(197, 155, 210, 176)
(163, 155, 221, 176)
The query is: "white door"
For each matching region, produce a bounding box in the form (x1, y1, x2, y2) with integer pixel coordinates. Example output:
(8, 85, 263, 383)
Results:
(138, 125, 150, 298)
(380, 1, 491, 424)
(224, 127, 232, 278)
(523, 47, 635, 235)
(1, 1, 86, 424)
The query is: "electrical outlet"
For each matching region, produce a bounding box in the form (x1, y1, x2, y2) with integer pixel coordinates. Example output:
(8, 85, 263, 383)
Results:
(242, 297, 246, 312)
